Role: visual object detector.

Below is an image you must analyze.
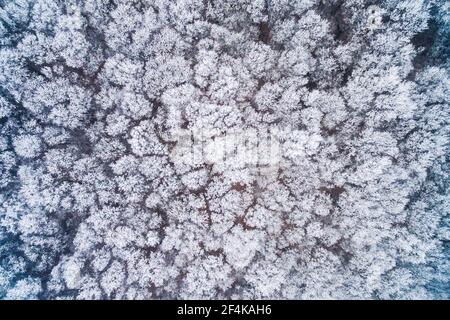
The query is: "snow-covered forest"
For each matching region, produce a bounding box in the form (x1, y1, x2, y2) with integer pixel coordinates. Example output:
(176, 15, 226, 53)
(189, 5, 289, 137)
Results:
(0, 0, 448, 299)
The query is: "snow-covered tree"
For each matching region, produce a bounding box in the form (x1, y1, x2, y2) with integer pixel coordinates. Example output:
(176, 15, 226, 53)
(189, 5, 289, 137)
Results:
(0, 0, 448, 300)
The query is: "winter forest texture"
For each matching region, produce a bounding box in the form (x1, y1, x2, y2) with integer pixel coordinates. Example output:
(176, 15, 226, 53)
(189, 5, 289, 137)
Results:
(0, 0, 448, 300)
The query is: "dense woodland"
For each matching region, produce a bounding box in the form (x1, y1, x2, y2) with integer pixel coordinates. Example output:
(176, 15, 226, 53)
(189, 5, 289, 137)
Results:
(0, 0, 448, 299)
